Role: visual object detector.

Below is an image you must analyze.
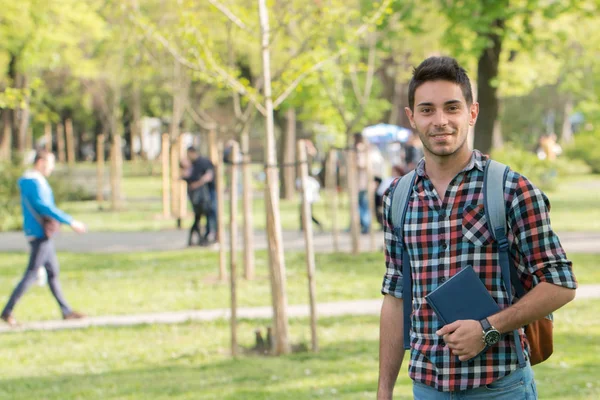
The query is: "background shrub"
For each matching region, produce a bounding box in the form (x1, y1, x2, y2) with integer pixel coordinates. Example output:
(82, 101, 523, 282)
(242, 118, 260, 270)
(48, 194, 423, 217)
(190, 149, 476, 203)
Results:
(564, 132, 600, 173)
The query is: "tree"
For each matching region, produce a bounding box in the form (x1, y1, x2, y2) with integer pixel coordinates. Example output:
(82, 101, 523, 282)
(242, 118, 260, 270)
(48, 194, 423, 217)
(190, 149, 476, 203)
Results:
(132, 0, 393, 355)
(0, 0, 105, 157)
(440, 0, 591, 154)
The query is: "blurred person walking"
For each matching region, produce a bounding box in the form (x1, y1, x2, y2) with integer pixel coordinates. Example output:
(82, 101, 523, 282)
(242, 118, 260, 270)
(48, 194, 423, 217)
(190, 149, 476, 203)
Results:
(1, 150, 87, 326)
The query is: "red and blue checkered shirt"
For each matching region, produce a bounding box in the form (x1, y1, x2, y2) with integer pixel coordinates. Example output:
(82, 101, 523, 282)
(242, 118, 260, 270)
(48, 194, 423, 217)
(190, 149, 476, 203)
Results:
(381, 150, 577, 392)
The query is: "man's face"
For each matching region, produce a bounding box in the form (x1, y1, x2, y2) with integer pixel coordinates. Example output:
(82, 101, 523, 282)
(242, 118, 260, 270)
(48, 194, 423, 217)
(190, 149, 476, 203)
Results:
(405, 80, 478, 160)
(41, 154, 55, 177)
(187, 150, 197, 161)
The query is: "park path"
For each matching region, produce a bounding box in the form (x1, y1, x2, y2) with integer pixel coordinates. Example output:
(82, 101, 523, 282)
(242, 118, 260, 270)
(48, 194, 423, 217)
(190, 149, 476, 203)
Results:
(0, 284, 598, 334)
(0, 229, 599, 254)
(0, 229, 598, 333)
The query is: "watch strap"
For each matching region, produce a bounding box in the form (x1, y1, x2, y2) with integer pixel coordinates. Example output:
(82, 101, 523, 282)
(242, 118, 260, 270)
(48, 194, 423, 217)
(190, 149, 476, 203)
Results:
(479, 317, 492, 331)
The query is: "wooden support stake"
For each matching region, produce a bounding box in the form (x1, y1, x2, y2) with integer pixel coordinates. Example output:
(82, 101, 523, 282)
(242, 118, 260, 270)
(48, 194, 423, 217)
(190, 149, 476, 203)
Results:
(65, 119, 75, 168)
(208, 129, 218, 165)
(1, 113, 12, 161)
(216, 141, 227, 281)
(229, 141, 240, 356)
(170, 137, 180, 224)
(44, 124, 52, 152)
(347, 150, 360, 255)
(366, 147, 376, 251)
(326, 151, 339, 252)
(96, 134, 105, 205)
(25, 126, 33, 151)
(161, 134, 171, 218)
(298, 140, 319, 352)
(110, 137, 119, 210)
(57, 123, 66, 163)
(241, 130, 255, 280)
(178, 136, 187, 219)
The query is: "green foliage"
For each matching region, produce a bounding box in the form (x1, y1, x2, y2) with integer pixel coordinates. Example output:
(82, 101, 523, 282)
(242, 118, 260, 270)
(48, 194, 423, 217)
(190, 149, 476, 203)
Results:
(0, 162, 24, 232)
(491, 143, 587, 191)
(564, 132, 600, 173)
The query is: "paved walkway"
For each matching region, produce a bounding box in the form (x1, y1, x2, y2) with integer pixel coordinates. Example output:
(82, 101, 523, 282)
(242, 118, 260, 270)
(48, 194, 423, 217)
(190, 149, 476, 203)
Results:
(1, 284, 598, 334)
(1, 230, 599, 254)
(0, 229, 598, 334)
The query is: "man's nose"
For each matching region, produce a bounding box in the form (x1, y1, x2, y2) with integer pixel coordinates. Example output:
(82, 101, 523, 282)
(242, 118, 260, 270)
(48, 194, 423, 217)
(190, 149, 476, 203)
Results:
(433, 111, 448, 127)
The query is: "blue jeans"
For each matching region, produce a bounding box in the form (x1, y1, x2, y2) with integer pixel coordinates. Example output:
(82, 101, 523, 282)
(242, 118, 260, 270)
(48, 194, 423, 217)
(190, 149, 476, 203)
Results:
(205, 187, 217, 238)
(413, 364, 537, 399)
(2, 238, 72, 317)
(358, 190, 370, 233)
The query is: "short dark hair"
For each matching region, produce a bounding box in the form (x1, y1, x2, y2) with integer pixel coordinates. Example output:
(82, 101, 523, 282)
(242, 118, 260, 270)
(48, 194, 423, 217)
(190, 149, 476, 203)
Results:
(186, 146, 197, 153)
(33, 149, 52, 164)
(408, 56, 473, 111)
(353, 132, 364, 144)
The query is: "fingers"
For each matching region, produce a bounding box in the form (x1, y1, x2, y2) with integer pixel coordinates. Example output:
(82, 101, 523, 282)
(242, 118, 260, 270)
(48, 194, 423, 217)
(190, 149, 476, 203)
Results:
(436, 321, 460, 336)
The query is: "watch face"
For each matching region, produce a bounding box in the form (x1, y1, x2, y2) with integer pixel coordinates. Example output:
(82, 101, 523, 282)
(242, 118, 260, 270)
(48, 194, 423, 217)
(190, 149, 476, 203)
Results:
(485, 330, 501, 345)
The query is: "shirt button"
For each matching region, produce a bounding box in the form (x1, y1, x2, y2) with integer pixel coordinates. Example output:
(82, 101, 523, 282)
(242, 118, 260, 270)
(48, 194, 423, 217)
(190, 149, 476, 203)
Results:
(441, 242, 448, 250)
(440, 277, 446, 283)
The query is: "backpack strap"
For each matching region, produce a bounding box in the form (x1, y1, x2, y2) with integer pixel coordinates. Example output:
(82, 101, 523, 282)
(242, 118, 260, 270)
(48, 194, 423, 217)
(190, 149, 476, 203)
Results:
(390, 170, 417, 350)
(484, 160, 527, 368)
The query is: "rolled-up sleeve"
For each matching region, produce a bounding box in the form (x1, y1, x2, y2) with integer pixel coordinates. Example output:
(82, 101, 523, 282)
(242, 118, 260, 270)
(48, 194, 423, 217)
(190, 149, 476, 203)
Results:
(381, 179, 404, 298)
(507, 175, 577, 290)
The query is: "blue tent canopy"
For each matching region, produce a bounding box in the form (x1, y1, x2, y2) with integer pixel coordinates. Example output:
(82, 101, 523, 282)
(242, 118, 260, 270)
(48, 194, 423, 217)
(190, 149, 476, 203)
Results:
(362, 123, 411, 144)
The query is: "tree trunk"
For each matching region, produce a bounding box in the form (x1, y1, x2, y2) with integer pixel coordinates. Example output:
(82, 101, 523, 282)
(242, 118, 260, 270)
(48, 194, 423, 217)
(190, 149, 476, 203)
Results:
(132, 80, 143, 160)
(1, 110, 12, 161)
(474, 19, 504, 155)
(561, 96, 574, 144)
(241, 125, 255, 280)
(57, 123, 66, 163)
(16, 79, 30, 153)
(259, 0, 291, 355)
(281, 107, 297, 200)
(109, 82, 124, 211)
(297, 140, 318, 352)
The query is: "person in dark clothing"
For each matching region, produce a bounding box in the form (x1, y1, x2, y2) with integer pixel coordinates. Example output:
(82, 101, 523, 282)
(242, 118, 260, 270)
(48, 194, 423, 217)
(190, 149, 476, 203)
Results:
(185, 147, 216, 246)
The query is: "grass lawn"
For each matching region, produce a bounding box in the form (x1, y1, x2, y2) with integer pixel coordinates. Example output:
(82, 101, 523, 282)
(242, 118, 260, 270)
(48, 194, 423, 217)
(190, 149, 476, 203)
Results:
(546, 174, 600, 232)
(0, 250, 385, 322)
(0, 249, 596, 322)
(0, 299, 598, 399)
(53, 160, 600, 233)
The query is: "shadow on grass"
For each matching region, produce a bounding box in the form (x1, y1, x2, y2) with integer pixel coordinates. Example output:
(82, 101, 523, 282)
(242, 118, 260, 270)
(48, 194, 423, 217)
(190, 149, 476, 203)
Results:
(0, 336, 415, 400)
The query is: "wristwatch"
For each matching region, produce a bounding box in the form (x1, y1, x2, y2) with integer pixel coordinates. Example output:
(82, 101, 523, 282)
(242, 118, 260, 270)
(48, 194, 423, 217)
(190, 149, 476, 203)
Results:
(479, 318, 501, 346)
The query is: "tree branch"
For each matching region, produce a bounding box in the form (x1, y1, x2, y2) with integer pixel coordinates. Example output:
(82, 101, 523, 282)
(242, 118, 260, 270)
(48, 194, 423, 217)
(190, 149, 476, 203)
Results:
(192, 27, 267, 116)
(362, 31, 377, 103)
(349, 64, 364, 104)
(273, 0, 392, 108)
(207, 0, 253, 34)
(185, 102, 217, 130)
(318, 72, 349, 127)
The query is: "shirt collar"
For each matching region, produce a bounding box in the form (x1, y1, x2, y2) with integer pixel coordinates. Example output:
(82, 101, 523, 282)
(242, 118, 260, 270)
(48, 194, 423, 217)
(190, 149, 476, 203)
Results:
(415, 150, 486, 178)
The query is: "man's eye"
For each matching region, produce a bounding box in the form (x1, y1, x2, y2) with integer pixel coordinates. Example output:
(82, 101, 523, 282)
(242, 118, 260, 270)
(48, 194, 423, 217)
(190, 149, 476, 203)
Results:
(421, 108, 432, 113)
(447, 106, 459, 112)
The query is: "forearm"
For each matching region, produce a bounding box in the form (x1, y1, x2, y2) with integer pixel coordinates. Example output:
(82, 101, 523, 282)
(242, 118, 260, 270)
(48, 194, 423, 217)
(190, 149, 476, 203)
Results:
(378, 295, 406, 399)
(489, 282, 576, 334)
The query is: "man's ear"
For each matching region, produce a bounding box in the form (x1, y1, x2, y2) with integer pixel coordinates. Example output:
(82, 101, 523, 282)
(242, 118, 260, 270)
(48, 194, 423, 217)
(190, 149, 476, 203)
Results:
(469, 102, 479, 126)
(405, 107, 416, 129)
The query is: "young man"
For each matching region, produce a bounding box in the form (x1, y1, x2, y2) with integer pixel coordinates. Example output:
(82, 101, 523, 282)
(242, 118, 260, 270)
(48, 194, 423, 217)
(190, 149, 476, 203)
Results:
(1, 150, 87, 326)
(377, 57, 577, 399)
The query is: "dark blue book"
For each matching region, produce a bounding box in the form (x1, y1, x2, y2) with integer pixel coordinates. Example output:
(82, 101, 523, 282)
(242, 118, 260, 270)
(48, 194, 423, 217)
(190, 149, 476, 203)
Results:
(425, 265, 500, 325)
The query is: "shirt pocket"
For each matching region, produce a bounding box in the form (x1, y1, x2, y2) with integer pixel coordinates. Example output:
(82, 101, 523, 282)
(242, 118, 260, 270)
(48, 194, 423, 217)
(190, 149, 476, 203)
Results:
(462, 203, 493, 247)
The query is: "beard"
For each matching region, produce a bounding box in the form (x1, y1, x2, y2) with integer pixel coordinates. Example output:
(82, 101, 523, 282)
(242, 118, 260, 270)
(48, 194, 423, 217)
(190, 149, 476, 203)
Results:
(416, 125, 469, 158)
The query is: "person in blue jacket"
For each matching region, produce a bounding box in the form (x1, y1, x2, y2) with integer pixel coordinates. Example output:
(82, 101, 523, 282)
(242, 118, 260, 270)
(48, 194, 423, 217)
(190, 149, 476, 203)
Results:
(1, 150, 87, 326)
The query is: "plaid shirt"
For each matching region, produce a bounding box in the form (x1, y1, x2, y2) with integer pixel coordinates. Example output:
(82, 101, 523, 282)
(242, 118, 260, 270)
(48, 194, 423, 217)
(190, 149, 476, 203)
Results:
(381, 150, 577, 392)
